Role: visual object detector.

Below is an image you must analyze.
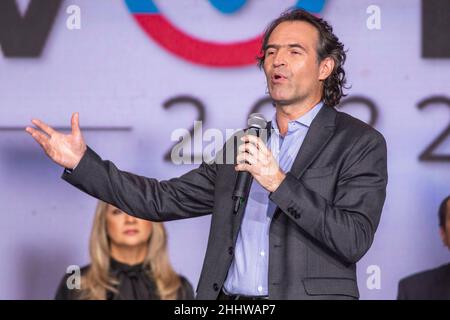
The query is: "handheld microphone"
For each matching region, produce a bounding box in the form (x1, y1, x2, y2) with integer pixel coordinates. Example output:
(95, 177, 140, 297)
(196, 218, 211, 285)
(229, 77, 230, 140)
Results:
(232, 113, 267, 213)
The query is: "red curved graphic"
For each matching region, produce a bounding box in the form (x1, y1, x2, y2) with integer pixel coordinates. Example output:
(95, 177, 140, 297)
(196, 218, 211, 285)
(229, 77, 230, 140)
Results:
(134, 14, 263, 67)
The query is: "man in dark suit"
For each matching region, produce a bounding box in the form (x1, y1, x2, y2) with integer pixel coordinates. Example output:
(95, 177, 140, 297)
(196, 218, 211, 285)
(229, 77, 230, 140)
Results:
(26, 9, 387, 299)
(397, 196, 450, 300)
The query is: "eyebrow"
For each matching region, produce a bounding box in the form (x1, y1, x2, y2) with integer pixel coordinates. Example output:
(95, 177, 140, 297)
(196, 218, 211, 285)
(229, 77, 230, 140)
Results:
(265, 43, 308, 52)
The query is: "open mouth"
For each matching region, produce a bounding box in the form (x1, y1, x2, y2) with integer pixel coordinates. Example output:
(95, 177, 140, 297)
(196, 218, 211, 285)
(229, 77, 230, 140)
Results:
(272, 73, 287, 83)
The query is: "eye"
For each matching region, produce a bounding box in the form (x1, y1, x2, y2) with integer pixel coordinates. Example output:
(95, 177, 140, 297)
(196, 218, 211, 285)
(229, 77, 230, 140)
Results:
(112, 209, 122, 215)
(266, 50, 275, 56)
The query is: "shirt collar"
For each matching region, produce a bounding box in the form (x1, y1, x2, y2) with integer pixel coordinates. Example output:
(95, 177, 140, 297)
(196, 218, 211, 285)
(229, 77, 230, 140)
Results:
(271, 101, 324, 133)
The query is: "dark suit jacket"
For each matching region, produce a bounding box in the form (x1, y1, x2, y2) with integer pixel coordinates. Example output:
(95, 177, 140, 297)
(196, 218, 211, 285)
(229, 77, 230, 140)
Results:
(397, 263, 450, 300)
(63, 105, 388, 299)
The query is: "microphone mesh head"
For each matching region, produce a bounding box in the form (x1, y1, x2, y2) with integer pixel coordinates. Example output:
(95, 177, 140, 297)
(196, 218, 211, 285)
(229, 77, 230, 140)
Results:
(247, 113, 267, 129)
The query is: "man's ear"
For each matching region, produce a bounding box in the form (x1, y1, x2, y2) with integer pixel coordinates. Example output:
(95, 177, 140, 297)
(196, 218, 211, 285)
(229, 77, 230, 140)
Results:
(318, 57, 335, 81)
(439, 227, 448, 247)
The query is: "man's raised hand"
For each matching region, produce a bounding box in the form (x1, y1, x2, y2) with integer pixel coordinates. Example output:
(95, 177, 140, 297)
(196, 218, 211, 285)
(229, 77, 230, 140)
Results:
(25, 112, 87, 169)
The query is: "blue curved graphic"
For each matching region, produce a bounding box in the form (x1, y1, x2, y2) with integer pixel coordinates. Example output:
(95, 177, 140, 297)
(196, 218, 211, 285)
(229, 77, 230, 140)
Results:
(208, 0, 247, 14)
(294, 0, 326, 13)
(125, 0, 158, 13)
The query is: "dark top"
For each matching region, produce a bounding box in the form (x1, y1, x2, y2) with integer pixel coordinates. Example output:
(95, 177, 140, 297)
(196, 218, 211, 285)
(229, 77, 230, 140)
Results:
(397, 263, 450, 300)
(55, 258, 195, 300)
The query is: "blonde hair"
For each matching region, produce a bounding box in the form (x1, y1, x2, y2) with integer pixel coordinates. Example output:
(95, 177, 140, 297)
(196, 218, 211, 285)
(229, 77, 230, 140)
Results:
(79, 201, 182, 300)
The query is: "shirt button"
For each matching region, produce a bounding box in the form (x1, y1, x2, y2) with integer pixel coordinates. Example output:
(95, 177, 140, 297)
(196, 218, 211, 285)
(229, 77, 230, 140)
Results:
(260, 251, 265, 257)
(257, 286, 263, 293)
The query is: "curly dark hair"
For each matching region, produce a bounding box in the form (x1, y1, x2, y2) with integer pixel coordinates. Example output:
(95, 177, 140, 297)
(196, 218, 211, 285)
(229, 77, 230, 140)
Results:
(257, 9, 348, 108)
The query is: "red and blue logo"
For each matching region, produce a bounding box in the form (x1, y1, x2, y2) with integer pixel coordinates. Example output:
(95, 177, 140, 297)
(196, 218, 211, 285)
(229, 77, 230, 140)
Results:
(125, 0, 326, 67)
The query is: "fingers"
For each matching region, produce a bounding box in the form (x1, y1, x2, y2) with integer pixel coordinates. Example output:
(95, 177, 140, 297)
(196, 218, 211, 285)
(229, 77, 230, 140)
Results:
(31, 119, 55, 137)
(236, 152, 258, 166)
(71, 112, 80, 136)
(237, 135, 273, 169)
(241, 135, 269, 155)
(238, 141, 259, 156)
(25, 126, 50, 149)
(239, 135, 272, 163)
(235, 162, 251, 172)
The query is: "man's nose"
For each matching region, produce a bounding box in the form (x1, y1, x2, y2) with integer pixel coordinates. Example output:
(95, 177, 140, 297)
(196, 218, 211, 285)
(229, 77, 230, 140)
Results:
(273, 50, 286, 67)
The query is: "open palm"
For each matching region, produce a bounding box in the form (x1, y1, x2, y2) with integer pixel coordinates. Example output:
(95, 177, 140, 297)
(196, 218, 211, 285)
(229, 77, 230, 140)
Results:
(25, 113, 87, 169)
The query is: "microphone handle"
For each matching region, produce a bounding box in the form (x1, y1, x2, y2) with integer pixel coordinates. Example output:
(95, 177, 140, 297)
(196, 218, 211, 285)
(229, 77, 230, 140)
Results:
(232, 171, 253, 213)
(232, 127, 259, 213)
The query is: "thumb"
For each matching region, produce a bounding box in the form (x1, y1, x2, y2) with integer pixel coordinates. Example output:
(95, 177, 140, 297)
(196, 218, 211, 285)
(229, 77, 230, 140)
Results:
(71, 112, 81, 136)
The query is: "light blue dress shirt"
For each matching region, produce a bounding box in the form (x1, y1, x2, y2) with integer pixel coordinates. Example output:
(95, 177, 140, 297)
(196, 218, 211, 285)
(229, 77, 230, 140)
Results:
(223, 102, 324, 296)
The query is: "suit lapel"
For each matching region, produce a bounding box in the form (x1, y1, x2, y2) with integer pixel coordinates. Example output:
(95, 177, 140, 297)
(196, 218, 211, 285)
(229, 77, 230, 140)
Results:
(289, 105, 337, 179)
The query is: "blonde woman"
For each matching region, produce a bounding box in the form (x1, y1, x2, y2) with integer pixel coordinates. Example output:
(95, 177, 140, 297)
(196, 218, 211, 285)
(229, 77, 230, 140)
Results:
(55, 200, 194, 300)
